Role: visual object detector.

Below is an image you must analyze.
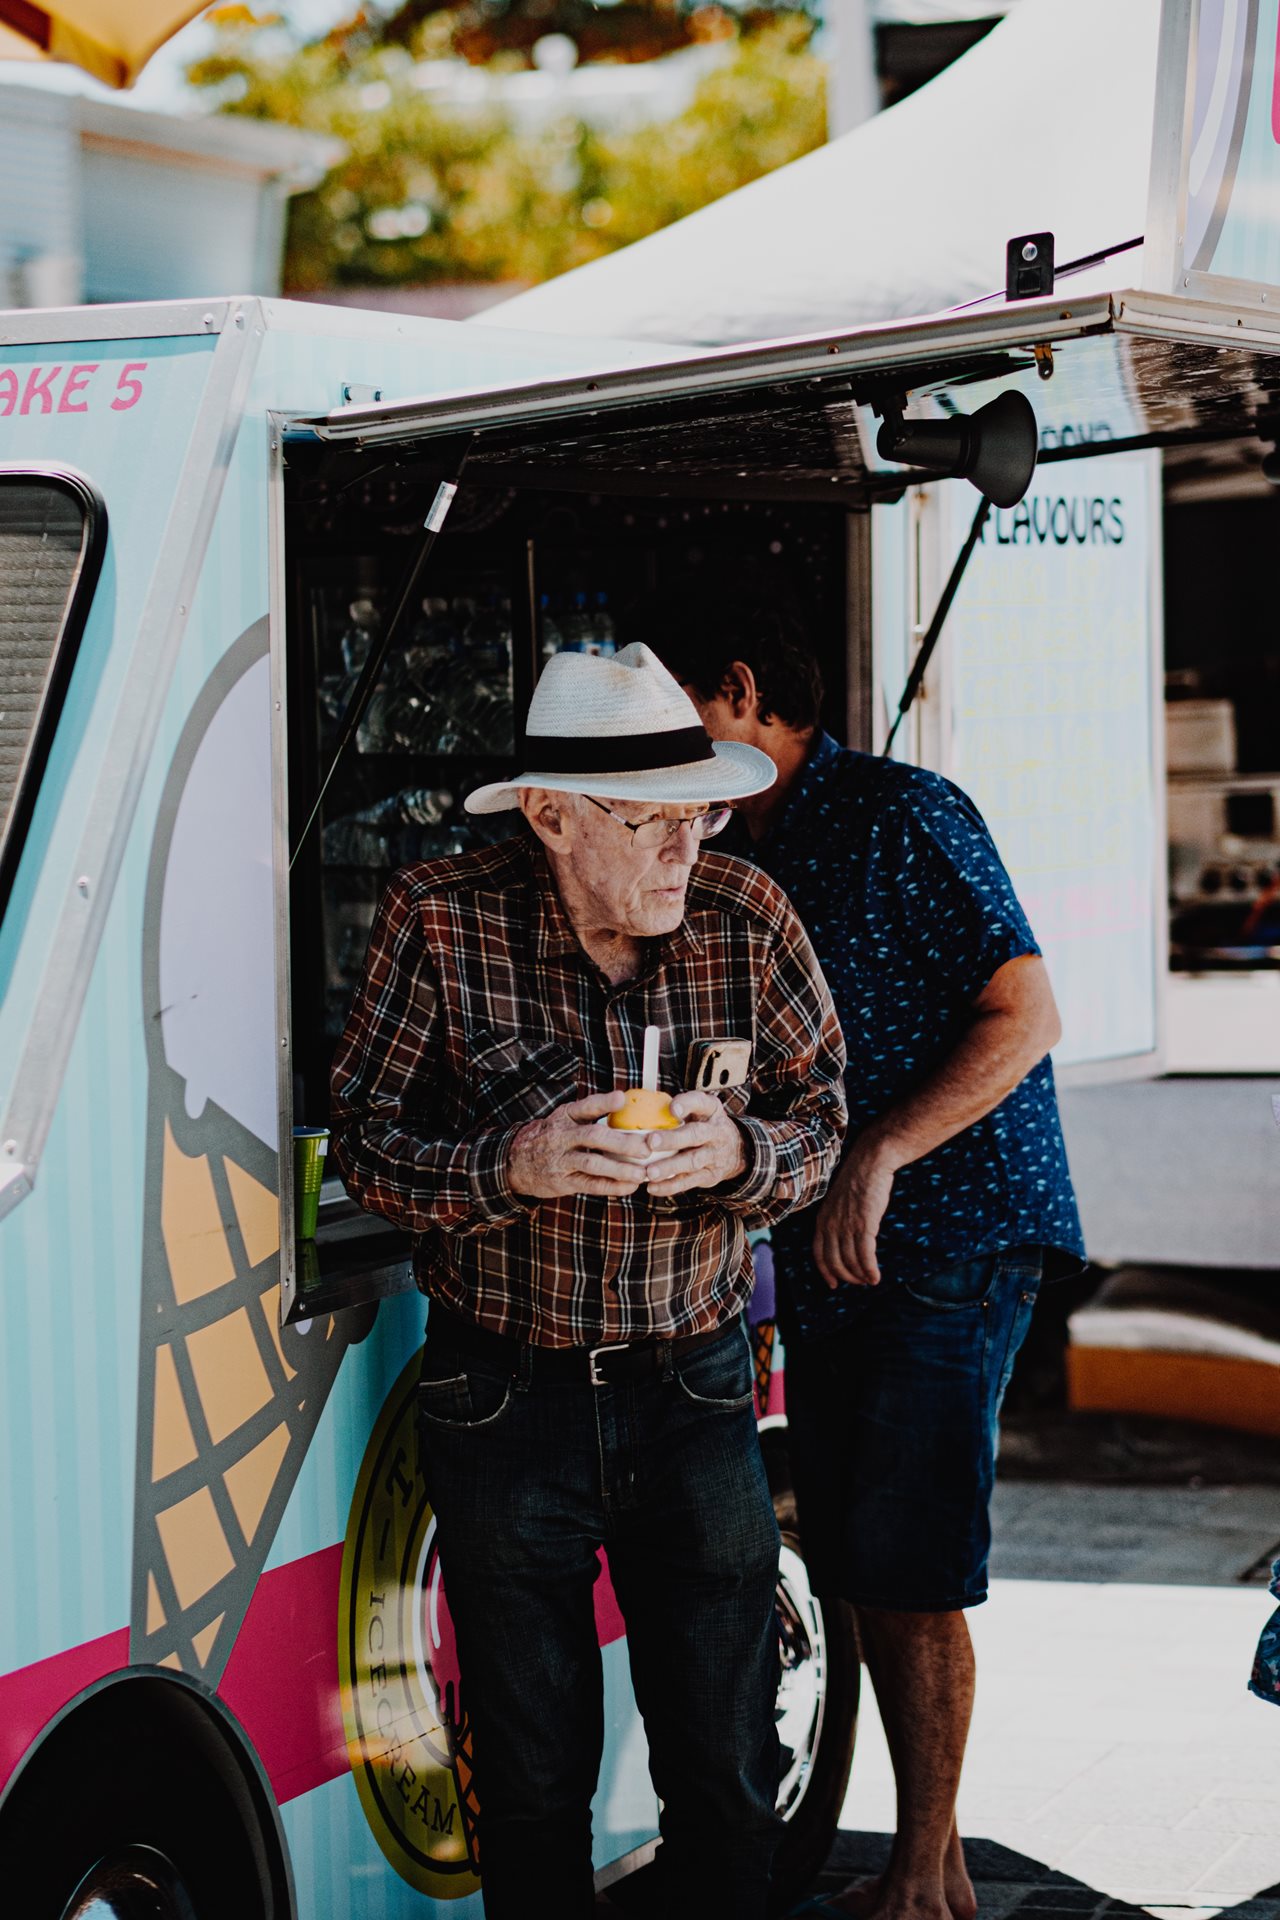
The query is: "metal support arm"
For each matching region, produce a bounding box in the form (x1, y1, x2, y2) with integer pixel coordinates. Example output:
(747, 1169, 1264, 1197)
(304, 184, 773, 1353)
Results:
(882, 493, 991, 760)
(290, 440, 474, 868)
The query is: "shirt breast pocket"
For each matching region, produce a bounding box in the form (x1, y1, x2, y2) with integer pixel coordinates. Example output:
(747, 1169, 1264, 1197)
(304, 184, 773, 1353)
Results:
(465, 1030, 581, 1126)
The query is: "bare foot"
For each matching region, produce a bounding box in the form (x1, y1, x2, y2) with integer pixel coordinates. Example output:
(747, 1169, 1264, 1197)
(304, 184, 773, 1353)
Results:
(817, 1888, 956, 1920)
(942, 1824, 978, 1920)
(816, 1835, 976, 1920)
(813, 1877, 880, 1917)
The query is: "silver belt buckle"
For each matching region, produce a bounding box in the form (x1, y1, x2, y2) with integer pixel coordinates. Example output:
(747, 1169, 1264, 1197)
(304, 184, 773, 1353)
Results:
(588, 1342, 630, 1386)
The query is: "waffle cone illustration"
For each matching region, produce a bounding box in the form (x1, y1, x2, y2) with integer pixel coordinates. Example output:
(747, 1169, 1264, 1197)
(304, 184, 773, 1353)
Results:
(752, 1317, 776, 1417)
(130, 624, 352, 1681)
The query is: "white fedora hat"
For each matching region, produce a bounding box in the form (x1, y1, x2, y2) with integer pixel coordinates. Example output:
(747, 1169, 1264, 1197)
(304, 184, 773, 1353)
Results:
(464, 642, 775, 814)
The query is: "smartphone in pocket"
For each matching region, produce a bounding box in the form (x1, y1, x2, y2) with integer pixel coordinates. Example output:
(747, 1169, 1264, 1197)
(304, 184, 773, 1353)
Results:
(684, 1037, 752, 1092)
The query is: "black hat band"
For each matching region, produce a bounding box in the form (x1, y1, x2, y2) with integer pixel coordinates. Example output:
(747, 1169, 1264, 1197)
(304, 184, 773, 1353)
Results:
(519, 726, 715, 775)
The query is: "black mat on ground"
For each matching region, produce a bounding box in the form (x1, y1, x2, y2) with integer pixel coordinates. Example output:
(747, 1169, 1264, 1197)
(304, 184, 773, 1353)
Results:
(800, 1834, 1280, 1919)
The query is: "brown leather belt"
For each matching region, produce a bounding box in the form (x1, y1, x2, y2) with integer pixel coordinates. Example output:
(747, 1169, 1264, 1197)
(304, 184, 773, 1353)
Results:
(426, 1303, 738, 1387)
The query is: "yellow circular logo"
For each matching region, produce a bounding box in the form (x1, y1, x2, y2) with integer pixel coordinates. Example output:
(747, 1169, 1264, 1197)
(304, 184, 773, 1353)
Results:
(339, 1348, 481, 1899)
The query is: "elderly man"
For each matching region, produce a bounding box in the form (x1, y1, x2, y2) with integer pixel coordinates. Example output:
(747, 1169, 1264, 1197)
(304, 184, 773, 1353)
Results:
(330, 642, 846, 1920)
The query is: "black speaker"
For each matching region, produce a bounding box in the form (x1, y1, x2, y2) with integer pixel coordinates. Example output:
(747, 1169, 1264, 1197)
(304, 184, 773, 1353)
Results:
(876, 390, 1038, 508)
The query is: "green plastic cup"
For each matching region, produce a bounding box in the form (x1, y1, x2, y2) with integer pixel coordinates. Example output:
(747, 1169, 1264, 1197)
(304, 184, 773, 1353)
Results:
(293, 1127, 329, 1241)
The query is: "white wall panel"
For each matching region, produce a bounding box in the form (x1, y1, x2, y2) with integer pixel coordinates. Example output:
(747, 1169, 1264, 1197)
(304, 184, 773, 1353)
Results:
(82, 150, 271, 302)
(0, 90, 82, 300)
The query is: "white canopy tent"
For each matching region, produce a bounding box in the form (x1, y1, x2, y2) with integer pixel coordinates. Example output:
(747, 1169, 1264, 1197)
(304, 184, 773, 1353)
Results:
(485, 0, 1160, 347)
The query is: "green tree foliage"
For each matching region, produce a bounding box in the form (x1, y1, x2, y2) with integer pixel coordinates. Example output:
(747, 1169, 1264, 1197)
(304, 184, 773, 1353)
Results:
(381, 0, 715, 66)
(188, 6, 825, 290)
(577, 20, 825, 253)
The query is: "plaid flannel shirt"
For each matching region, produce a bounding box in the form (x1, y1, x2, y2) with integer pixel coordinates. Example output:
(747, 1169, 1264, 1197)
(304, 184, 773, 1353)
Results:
(330, 832, 847, 1347)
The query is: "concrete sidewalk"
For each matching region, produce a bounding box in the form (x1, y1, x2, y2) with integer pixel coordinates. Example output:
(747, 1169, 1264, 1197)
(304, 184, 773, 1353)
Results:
(829, 1483, 1280, 1919)
(992, 1483, 1279, 1588)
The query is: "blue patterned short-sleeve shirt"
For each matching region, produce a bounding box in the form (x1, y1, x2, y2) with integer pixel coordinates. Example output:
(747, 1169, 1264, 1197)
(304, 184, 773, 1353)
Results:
(741, 733, 1085, 1340)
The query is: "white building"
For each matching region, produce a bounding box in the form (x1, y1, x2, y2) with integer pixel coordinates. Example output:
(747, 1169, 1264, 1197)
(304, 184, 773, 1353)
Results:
(0, 81, 339, 306)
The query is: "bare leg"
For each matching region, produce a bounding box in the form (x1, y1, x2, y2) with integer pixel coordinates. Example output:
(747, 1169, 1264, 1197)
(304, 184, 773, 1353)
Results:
(825, 1608, 977, 1920)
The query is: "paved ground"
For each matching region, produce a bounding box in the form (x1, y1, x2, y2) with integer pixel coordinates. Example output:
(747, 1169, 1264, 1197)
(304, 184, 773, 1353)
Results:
(992, 1483, 1279, 1587)
(826, 1480, 1280, 1920)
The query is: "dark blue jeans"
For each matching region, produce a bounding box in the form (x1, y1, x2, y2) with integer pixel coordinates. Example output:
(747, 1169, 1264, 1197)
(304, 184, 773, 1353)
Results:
(417, 1318, 783, 1920)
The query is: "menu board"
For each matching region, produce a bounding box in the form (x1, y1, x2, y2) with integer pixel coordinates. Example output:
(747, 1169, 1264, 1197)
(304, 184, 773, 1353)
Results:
(935, 451, 1162, 1071)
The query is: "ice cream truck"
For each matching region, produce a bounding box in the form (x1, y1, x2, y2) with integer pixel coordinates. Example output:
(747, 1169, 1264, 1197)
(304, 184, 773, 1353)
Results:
(5, 8, 1280, 1915)
(0, 298, 871, 1920)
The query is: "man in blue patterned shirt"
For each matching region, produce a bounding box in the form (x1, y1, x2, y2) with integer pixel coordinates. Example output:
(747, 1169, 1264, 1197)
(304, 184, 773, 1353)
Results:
(656, 605, 1084, 1920)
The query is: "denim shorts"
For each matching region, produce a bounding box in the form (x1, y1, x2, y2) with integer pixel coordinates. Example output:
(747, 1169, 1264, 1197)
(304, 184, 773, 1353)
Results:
(783, 1248, 1042, 1612)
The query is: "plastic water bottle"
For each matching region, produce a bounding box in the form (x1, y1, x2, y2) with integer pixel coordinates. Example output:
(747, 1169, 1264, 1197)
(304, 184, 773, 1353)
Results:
(558, 591, 593, 653)
(592, 591, 617, 658)
(539, 592, 563, 662)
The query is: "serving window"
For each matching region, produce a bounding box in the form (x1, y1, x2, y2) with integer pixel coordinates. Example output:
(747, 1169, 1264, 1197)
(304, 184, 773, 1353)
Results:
(277, 297, 1280, 1310)
(1160, 463, 1280, 1070)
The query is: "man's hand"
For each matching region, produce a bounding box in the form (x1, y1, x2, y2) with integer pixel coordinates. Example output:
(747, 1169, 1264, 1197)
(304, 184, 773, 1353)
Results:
(812, 1135, 901, 1288)
(508, 1091, 652, 1199)
(642, 1090, 748, 1198)
(812, 956, 1063, 1287)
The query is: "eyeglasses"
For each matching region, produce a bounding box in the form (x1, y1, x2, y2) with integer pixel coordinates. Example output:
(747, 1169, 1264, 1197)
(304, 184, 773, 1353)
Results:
(583, 796, 733, 850)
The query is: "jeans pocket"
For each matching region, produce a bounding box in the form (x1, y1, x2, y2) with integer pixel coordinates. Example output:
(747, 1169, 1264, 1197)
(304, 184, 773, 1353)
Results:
(673, 1328, 755, 1411)
(417, 1367, 514, 1431)
(902, 1254, 995, 1312)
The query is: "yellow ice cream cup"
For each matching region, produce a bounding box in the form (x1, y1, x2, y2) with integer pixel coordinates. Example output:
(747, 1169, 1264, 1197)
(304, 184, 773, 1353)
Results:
(607, 1089, 681, 1131)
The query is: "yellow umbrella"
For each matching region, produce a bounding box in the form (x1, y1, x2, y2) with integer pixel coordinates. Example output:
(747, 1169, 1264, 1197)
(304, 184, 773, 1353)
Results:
(0, 0, 217, 90)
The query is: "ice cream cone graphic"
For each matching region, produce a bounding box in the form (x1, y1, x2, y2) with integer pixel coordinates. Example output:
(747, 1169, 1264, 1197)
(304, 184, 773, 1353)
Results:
(130, 623, 351, 1682)
(752, 1318, 776, 1416)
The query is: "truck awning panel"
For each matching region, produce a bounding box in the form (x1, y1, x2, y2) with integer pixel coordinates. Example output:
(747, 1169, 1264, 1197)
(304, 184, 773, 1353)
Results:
(288, 291, 1280, 501)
